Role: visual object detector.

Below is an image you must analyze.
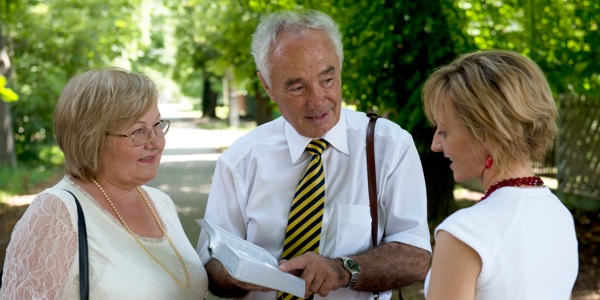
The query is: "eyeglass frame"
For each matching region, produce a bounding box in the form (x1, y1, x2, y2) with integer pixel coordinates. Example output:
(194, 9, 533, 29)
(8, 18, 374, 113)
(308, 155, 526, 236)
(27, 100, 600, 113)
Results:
(107, 120, 171, 146)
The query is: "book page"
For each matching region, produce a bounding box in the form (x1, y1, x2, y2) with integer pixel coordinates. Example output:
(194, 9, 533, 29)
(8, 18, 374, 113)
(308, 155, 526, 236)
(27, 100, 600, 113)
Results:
(217, 229, 278, 266)
(196, 219, 278, 266)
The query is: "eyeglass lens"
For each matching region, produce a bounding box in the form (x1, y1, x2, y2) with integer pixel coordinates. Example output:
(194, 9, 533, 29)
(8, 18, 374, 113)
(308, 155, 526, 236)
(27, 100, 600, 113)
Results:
(132, 121, 170, 146)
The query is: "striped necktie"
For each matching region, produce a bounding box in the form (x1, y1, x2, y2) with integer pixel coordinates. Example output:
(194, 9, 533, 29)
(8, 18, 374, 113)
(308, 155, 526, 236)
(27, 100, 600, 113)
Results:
(278, 139, 329, 300)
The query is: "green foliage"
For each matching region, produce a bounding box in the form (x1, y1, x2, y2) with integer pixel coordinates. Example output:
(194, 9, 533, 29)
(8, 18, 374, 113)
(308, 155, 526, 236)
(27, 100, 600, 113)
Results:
(4, 0, 151, 165)
(170, 1, 261, 93)
(1, 0, 598, 211)
(0, 76, 18, 102)
(455, 0, 600, 99)
(38, 144, 65, 166)
(11, 67, 66, 164)
(0, 164, 63, 200)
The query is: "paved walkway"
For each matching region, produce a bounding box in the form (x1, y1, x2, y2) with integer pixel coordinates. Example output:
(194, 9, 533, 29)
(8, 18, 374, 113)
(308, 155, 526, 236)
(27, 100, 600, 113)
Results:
(148, 103, 249, 247)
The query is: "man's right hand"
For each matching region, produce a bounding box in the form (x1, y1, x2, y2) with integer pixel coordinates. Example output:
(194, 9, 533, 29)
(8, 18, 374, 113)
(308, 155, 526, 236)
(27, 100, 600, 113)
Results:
(220, 263, 274, 293)
(278, 252, 348, 297)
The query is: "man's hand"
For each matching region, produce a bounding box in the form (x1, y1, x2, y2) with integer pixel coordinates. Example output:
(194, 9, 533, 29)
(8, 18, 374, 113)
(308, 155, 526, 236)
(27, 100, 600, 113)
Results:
(205, 259, 274, 298)
(220, 263, 274, 293)
(278, 252, 348, 297)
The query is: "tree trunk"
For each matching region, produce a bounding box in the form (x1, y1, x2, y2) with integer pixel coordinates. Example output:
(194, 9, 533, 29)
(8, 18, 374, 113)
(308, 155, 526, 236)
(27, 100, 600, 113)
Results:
(0, 100, 16, 168)
(225, 69, 239, 128)
(201, 76, 217, 119)
(253, 80, 272, 126)
(0, 23, 16, 168)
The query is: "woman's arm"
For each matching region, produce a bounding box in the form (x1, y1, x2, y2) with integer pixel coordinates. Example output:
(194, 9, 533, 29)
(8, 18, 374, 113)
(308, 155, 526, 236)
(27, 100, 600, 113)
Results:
(426, 230, 481, 300)
(1, 193, 78, 299)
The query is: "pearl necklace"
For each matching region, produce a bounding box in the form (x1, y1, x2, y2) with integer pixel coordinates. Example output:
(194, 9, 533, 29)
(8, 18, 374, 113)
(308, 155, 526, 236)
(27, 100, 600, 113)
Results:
(479, 176, 544, 202)
(93, 179, 190, 289)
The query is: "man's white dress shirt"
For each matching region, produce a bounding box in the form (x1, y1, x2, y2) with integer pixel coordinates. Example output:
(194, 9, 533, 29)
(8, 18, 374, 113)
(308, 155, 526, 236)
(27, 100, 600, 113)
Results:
(198, 108, 431, 299)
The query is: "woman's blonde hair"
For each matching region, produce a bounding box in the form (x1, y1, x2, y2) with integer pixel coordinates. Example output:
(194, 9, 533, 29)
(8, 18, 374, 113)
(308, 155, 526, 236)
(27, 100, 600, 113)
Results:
(422, 49, 558, 172)
(54, 67, 159, 181)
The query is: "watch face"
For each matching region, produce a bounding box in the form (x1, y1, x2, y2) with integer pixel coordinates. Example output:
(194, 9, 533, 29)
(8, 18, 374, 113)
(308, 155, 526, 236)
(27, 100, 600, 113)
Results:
(345, 258, 361, 272)
(342, 257, 361, 287)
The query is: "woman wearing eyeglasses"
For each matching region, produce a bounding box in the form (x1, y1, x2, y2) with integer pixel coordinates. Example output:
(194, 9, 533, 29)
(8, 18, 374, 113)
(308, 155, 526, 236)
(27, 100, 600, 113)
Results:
(0, 67, 208, 299)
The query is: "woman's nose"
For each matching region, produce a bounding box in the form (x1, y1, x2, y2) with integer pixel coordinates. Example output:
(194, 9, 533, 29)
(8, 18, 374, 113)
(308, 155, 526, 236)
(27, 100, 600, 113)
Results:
(431, 130, 442, 152)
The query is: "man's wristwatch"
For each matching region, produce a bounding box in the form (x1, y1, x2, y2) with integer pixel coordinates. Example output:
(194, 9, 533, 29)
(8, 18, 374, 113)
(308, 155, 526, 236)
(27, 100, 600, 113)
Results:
(339, 256, 361, 287)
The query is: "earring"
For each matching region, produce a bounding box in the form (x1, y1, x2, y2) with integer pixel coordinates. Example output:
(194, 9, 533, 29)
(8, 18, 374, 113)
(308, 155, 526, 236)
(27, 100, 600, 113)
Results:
(485, 155, 494, 169)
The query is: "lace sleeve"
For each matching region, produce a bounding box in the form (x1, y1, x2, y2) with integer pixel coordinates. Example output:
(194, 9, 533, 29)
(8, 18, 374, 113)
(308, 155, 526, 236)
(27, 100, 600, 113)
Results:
(1, 193, 78, 299)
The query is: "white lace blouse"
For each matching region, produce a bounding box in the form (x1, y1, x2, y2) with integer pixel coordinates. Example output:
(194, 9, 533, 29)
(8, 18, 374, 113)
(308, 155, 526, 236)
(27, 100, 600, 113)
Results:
(1, 177, 208, 299)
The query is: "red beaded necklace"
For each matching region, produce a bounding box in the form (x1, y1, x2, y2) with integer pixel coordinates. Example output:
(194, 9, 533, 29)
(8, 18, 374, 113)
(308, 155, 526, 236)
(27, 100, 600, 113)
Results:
(479, 176, 544, 202)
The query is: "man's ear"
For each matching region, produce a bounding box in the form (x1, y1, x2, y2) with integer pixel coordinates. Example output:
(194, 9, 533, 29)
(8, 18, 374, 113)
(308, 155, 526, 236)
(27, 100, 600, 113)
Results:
(257, 71, 273, 99)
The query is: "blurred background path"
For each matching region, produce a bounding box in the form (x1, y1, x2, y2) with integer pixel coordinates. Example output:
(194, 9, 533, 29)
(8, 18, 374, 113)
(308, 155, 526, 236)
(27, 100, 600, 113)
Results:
(149, 102, 247, 247)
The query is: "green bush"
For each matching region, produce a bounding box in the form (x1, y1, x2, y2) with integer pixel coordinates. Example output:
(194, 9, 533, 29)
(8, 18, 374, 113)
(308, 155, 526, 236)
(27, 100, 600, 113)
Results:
(0, 165, 64, 202)
(0, 144, 65, 202)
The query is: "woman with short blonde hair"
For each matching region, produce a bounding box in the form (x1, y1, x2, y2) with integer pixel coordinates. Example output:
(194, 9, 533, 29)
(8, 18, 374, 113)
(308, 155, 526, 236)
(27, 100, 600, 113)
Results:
(422, 50, 578, 299)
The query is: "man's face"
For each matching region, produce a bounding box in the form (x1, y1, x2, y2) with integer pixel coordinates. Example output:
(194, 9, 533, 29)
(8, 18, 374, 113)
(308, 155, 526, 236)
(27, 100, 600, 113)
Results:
(259, 28, 342, 138)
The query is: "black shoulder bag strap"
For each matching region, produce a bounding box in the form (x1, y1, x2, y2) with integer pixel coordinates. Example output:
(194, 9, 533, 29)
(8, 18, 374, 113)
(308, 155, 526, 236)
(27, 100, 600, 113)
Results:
(63, 189, 89, 300)
(366, 113, 404, 300)
(0, 190, 89, 300)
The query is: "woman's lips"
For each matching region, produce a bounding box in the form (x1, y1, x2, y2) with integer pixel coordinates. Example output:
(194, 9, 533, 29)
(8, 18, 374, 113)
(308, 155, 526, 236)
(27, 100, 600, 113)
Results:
(139, 155, 156, 163)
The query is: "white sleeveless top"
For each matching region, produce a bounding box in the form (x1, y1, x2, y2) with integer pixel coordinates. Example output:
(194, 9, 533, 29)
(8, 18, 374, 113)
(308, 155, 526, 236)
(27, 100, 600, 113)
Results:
(424, 187, 578, 299)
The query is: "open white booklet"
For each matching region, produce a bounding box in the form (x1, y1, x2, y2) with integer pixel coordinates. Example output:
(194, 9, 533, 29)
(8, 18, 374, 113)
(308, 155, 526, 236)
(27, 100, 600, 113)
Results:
(196, 218, 306, 298)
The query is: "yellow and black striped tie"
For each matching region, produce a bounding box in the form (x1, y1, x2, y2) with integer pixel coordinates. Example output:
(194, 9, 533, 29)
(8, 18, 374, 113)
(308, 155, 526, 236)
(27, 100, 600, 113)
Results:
(278, 139, 329, 300)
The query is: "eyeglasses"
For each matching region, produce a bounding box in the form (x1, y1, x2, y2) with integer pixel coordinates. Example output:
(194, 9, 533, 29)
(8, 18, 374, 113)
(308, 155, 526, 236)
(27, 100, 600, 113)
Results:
(108, 120, 171, 146)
